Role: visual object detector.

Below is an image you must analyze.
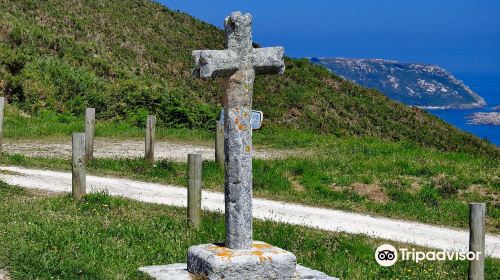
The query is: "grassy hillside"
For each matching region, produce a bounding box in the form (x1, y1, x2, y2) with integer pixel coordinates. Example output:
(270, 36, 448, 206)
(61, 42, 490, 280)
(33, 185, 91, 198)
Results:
(0, 0, 497, 156)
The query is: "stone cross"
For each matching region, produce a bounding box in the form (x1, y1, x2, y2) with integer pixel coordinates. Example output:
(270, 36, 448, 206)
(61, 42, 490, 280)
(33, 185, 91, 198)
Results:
(193, 12, 284, 250)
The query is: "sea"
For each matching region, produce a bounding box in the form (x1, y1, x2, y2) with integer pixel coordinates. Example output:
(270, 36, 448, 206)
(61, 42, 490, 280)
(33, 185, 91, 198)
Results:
(424, 72, 500, 147)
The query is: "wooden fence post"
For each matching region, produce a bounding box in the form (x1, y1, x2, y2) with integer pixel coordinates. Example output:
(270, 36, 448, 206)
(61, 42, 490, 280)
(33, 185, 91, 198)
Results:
(188, 153, 202, 229)
(0, 97, 4, 155)
(145, 115, 156, 164)
(469, 203, 486, 280)
(215, 121, 224, 167)
(85, 108, 95, 161)
(72, 132, 86, 200)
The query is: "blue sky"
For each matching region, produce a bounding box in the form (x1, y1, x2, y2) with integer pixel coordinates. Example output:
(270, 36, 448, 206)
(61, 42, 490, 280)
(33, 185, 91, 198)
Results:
(158, 0, 500, 73)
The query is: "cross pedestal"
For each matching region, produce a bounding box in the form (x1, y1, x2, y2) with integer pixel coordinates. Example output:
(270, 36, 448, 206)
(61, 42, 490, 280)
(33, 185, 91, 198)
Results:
(139, 12, 337, 280)
(187, 242, 296, 279)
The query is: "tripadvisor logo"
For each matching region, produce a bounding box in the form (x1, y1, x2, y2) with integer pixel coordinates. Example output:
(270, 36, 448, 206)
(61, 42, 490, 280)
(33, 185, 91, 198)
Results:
(375, 244, 398, 267)
(375, 244, 481, 267)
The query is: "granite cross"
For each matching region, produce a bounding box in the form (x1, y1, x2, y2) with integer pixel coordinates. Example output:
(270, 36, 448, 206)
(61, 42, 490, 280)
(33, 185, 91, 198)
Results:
(193, 12, 285, 250)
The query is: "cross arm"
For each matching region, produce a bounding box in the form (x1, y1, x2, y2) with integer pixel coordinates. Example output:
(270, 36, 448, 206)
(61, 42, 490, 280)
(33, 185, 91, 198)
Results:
(251, 47, 285, 75)
(192, 46, 285, 78)
(192, 49, 239, 79)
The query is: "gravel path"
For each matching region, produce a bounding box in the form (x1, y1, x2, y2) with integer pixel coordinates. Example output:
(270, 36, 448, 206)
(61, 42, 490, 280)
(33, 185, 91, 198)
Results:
(0, 270, 10, 280)
(1, 165, 499, 258)
(3, 139, 296, 162)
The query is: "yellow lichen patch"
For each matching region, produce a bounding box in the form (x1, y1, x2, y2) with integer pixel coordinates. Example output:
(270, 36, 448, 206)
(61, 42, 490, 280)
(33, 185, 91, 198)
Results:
(252, 243, 273, 250)
(216, 249, 235, 261)
(234, 117, 246, 131)
(207, 245, 235, 261)
(245, 145, 251, 153)
(251, 250, 272, 262)
(205, 243, 281, 263)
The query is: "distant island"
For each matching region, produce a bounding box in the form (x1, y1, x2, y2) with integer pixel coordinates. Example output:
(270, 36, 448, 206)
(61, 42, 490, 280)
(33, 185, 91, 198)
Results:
(311, 58, 486, 109)
(467, 112, 500, 126)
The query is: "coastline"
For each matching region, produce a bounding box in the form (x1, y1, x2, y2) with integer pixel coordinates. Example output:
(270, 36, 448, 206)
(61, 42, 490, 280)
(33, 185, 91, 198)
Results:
(467, 112, 500, 126)
(416, 101, 487, 110)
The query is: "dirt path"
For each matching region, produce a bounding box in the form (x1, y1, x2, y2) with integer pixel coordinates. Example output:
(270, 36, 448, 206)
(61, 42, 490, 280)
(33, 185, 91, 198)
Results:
(4, 139, 298, 161)
(0, 270, 10, 280)
(1, 165, 499, 259)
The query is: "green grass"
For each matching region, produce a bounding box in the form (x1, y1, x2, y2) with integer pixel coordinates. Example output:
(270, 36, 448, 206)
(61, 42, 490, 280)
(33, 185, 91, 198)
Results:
(2, 104, 320, 149)
(3, 104, 321, 147)
(3, 105, 212, 142)
(0, 182, 499, 279)
(2, 134, 498, 233)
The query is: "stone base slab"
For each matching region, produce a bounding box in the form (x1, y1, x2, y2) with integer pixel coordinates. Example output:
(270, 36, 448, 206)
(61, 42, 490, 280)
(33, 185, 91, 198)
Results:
(139, 263, 338, 280)
(187, 241, 296, 279)
(139, 241, 337, 280)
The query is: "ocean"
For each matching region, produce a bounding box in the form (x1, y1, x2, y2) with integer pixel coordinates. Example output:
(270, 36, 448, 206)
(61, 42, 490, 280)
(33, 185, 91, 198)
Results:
(424, 72, 500, 147)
